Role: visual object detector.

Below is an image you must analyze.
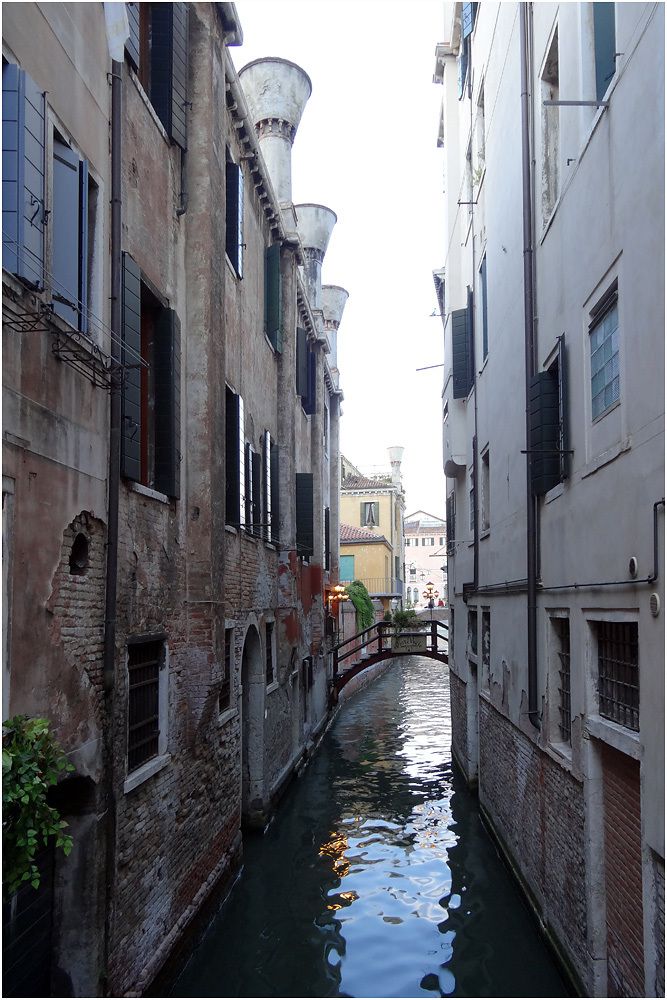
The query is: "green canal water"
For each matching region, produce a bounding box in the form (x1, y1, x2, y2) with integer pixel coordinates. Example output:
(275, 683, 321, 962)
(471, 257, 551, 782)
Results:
(171, 657, 571, 998)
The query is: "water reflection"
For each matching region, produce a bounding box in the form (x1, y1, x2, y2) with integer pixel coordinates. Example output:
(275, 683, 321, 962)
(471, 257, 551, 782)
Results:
(171, 657, 570, 998)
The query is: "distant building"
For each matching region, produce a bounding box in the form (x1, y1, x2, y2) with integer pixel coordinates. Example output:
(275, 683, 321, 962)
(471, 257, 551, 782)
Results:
(339, 447, 406, 611)
(404, 510, 448, 607)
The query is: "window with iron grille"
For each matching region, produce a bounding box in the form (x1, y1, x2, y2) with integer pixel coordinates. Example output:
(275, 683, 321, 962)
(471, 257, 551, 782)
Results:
(597, 621, 639, 731)
(219, 629, 232, 713)
(468, 608, 478, 656)
(265, 622, 275, 686)
(552, 617, 571, 744)
(127, 639, 163, 773)
(589, 284, 619, 420)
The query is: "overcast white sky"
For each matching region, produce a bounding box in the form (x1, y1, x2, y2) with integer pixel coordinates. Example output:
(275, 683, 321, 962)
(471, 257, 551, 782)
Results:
(232, 1, 446, 518)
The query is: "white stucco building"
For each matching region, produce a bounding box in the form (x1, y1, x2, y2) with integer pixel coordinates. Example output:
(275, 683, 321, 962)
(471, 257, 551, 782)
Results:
(437, 3, 664, 996)
(404, 510, 448, 607)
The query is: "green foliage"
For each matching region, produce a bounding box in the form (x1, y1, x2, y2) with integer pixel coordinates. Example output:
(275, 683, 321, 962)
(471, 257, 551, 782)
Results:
(391, 609, 420, 632)
(345, 581, 375, 631)
(3, 716, 74, 898)
(383, 611, 393, 622)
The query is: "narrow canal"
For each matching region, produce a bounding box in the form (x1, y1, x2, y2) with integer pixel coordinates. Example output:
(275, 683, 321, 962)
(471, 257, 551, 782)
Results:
(171, 657, 570, 998)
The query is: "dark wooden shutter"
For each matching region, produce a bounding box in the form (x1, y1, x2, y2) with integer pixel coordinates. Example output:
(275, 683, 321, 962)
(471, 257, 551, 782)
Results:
(265, 244, 282, 352)
(304, 347, 317, 415)
(270, 442, 280, 543)
(451, 307, 470, 398)
(296, 473, 314, 557)
(3, 65, 46, 288)
(252, 451, 261, 536)
(594, 3, 616, 102)
(466, 287, 475, 389)
(557, 335, 569, 482)
(296, 327, 308, 399)
(263, 431, 271, 540)
(153, 308, 181, 498)
(529, 370, 560, 496)
(121, 252, 142, 482)
(446, 491, 456, 555)
(52, 140, 80, 326)
(150, 3, 188, 150)
(324, 506, 330, 570)
(225, 387, 240, 524)
(226, 160, 244, 277)
(78, 160, 89, 333)
(244, 443, 252, 530)
(461, 2, 478, 39)
(238, 395, 246, 525)
(360, 501, 366, 527)
(125, 3, 140, 70)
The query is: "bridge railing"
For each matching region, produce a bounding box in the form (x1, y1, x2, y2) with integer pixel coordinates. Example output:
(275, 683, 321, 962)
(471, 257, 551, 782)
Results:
(332, 619, 449, 678)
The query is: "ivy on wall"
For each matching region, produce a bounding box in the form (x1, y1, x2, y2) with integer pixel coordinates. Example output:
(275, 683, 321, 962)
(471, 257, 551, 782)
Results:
(345, 580, 375, 631)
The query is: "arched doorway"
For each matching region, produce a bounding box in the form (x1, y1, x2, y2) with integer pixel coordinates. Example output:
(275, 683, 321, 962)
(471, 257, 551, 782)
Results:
(240, 624, 265, 827)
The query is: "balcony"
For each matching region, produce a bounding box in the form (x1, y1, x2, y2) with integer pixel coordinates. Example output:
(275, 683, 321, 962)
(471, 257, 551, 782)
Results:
(340, 577, 403, 598)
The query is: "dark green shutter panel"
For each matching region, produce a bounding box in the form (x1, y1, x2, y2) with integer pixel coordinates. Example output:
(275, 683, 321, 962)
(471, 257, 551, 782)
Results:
(121, 252, 142, 482)
(264, 243, 282, 352)
(78, 160, 89, 333)
(52, 140, 80, 327)
(2, 64, 46, 288)
(594, 3, 616, 102)
(373, 502, 379, 525)
(251, 451, 261, 536)
(153, 308, 181, 498)
(125, 3, 140, 70)
(296, 327, 308, 399)
(225, 387, 240, 524)
(225, 161, 243, 277)
(244, 444, 252, 530)
(296, 473, 314, 557)
(466, 287, 475, 389)
(461, 2, 478, 39)
(270, 442, 280, 543)
(150, 3, 188, 150)
(304, 348, 317, 415)
(557, 335, 569, 482)
(529, 371, 560, 496)
(451, 308, 470, 398)
(324, 506, 330, 570)
(360, 502, 365, 527)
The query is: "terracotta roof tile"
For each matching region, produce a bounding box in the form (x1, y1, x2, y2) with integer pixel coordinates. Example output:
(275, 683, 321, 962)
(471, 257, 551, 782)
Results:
(340, 523, 388, 544)
(341, 475, 392, 491)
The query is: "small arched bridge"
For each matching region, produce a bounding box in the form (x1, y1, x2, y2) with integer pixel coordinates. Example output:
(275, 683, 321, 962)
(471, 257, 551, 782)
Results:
(332, 620, 449, 699)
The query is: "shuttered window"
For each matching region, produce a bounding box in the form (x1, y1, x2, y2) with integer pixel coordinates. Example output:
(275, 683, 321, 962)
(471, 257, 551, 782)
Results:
(480, 255, 488, 360)
(52, 138, 89, 330)
(360, 502, 379, 527)
(451, 297, 474, 399)
(296, 473, 314, 557)
(529, 335, 568, 496)
(153, 308, 181, 498)
(296, 327, 308, 399)
(263, 431, 272, 541)
(593, 3, 616, 102)
(2, 62, 46, 288)
(121, 252, 142, 483)
(324, 506, 330, 570)
(590, 289, 619, 420)
(127, 3, 188, 149)
(251, 450, 261, 537)
(225, 387, 243, 526)
(226, 157, 244, 278)
(461, 2, 478, 39)
(305, 349, 317, 415)
(264, 244, 282, 352)
(270, 441, 280, 544)
(127, 639, 164, 773)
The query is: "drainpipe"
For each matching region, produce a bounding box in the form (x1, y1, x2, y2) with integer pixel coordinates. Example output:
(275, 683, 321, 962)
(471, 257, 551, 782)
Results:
(102, 57, 122, 988)
(520, 4, 540, 730)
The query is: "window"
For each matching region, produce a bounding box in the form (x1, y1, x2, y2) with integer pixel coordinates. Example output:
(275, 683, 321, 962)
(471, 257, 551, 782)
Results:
(265, 621, 275, 686)
(479, 255, 488, 360)
(451, 287, 475, 398)
(429, 537, 435, 547)
(126, 2, 188, 149)
(551, 617, 571, 744)
(482, 610, 490, 690)
(244, 444, 262, 536)
(529, 334, 568, 495)
(597, 621, 639, 731)
(225, 386, 245, 526)
(225, 152, 244, 278)
(340, 554, 355, 582)
(323, 399, 330, 456)
(296, 472, 314, 558)
(593, 3, 616, 102)
(324, 507, 330, 570)
(541, 28, 560, 222)
(121, 253, 181, 497)
(394, 555, 400, 582)
(469, 479, 475, 534)
(270, 439, 280, 544)
(296, 327, 316, 414)
(481, 449, 490, 532)
(439, 537, 445, 546)
(264, 243, 282, 351)
(413, 586, 419, 604)
(590, 286, 619, 420)
(467, 608, 478, 656)
(219, 629, 232, 713)
(127, 638, 165, 773)
(446, 491, 456, 555)
(361, 502, 379, 528)
(475, 83, 485, 166)
(52, 132, 96, 332)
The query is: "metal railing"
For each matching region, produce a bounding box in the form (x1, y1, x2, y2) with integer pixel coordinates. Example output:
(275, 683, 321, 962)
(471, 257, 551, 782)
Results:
(332, 619, 449, 679)
(340, 576, 403, 596)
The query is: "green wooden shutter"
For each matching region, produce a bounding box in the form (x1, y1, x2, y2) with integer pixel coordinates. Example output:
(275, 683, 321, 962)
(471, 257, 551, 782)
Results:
(153, 308, 181, 498)
(263, 431, 272, 540)
(360, 501, 365, 526)
(296, 327, 308, 399)
(121, 252, 142, 482)
(78, 160, 89, 333)
(466, 287, 475, 390)
(324, 506, 330, 570)
(264, 244, 282, 352)
(52, 140, 81, 327)
(125, 3, 140, 70)
(244, 443, 252, 530)
(594, 3, 616, 102)
(529, 371, 560, 496)
(451, 308, 470, 398)
(296, 473, 314, 557)
(557, 335, 569, 482)
(150, 3, 188, 150)
(238, 395, 246, 526)
(270, 442, 280, 543)
(304, 347, 317, 415)
(252, 451, 261, 536)
(461, 2, 478, 39)
(225, 387, 240, 524)
(225, 160, 243, 277)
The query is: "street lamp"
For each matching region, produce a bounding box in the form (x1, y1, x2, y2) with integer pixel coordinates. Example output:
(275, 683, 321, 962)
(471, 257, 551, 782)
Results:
(328, 584, 349, 643)
(422, 581, 439, 621)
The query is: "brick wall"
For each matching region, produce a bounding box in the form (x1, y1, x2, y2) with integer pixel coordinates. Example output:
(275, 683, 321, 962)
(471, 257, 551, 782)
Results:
(601, 743, 645, 997)
(655, 855, 665, 998)
(448, 669, 468, 777)
(478, 698, 588, 978)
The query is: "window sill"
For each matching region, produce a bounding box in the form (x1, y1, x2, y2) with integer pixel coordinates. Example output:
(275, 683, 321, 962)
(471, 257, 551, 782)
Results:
(581, 435, 630, 481)
(124, 752, 171, 794)
(266, 681, 279, 695)
(218, 707, 238, 728)
(545, 483, 564, 504)
(225, 254, 242, 281)
(128, 68, 170, 147)
(242, 530, 260, 544)
(479, 527, 490, 540)
(225, 524, 238, 535)
(585, 714, 640, 759)
(129, 482, 171, 505)
(546, 740, 573, 769)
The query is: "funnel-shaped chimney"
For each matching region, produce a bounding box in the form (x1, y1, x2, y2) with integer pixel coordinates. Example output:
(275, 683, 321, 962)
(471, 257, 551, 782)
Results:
(239, 58, 312, 204)
(388, 446, 404, 487)
(296, 204, 337, 311)
(322, 285, 348, 373)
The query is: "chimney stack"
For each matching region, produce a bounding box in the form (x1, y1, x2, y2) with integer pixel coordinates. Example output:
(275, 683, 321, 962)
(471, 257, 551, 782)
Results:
(238, 58, 312, 206)
(295, 204, 337, 312)
(388, 446, 404, 487)
(322, 285, 349, 386)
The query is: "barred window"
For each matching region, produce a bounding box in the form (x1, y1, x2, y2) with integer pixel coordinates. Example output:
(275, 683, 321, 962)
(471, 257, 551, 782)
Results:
(468, 608, 478, 656)
(128, 639, 163, 773)
(597, 621, 639, 731)
(219, 629, 232, 713)
(265, 622, 274, 686)
(552, 617, 571, 745)
(590, 294, 619, 420)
